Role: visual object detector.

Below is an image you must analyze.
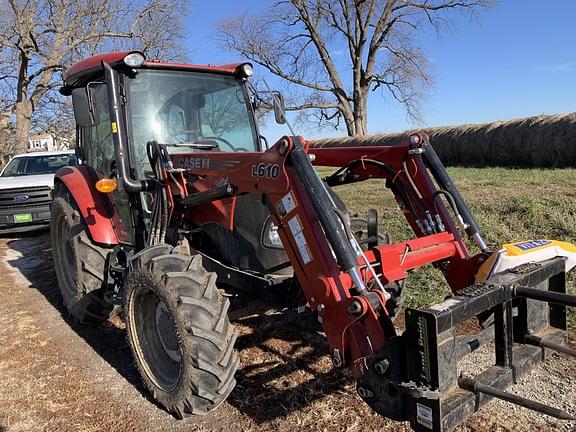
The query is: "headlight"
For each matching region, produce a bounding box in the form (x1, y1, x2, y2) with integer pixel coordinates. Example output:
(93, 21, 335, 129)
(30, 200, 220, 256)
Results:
(123, 52, 146, 68)
(261, 216, 284, 249)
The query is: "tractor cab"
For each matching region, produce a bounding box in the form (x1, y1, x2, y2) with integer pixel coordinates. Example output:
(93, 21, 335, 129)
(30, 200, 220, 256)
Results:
(61, 51, 294, 290)
(125, 65, 261, 176)
(62, 52, 261, 177)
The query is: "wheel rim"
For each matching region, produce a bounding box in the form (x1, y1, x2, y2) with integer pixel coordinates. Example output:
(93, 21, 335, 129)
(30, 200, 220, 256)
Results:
(155, 301, 181, 363)
(129, 283, 182, 391)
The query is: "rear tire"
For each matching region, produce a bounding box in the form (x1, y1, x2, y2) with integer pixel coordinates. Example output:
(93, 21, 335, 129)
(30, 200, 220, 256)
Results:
(51, 183, 113, 323)
(124, 245, 239, 418)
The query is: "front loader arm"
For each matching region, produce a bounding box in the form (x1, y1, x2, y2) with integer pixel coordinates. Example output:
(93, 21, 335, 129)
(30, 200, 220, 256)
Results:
(167, 136, 395, 375)
(165, 135, 482, 374)
(163, 135, 576, 431)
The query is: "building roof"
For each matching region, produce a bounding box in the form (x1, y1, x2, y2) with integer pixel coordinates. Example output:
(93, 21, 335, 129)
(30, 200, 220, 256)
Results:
(28, 133, 53, 140)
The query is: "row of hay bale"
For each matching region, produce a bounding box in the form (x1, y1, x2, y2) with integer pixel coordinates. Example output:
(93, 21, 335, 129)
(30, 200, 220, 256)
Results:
(310, 113, 576, 167)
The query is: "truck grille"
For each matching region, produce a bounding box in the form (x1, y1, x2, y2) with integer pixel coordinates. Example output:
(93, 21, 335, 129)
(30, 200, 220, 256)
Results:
(0, 186, 52, 210)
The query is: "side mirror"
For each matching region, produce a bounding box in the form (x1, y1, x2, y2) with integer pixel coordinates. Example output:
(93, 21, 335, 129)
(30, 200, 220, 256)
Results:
(272, 92, 286, 124)
(71, 86, 100, 127)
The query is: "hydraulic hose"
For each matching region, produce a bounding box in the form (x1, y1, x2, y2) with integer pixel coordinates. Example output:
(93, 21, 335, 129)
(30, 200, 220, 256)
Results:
(288, 137, 358, 273)
(422, 139, 488, 251)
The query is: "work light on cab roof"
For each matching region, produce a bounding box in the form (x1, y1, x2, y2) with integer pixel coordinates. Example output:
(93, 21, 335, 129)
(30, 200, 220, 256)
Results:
(123, 51, 145, 68)
(236, 62, 253, 78)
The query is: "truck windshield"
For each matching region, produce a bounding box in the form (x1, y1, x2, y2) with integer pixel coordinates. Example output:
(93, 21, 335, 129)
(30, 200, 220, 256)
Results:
(127, 69, 259, 176)
(1, 154, 77, 177)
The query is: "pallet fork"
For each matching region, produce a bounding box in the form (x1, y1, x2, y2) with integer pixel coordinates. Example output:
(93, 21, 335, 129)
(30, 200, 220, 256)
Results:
(358, 256, 575, 430)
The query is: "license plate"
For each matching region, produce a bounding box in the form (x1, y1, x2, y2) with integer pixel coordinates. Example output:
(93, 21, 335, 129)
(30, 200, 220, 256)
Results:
(13, 213, 33, 224)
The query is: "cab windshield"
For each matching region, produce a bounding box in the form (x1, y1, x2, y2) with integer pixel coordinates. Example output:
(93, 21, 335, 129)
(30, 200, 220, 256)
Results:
(127, 69, 259, 175)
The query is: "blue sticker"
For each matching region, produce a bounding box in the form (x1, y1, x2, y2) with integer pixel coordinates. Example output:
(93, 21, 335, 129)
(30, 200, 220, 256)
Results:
(514, 240, 551, 251)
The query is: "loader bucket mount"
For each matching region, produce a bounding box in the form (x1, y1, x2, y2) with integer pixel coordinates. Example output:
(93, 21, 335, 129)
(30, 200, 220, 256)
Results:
(357, 256, 575, 431)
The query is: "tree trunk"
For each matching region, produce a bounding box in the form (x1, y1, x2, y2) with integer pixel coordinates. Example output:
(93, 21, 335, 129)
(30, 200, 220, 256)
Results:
(337, 96, 358, 136)
(0, 111, 12, 165)
(353, 106, 368, 136)
(351, 88, 369, 137)
(0, 111, 10, 144)
(14, 99, 32, 154)
(14, 46, 32, 155)
(343, 114, 356, 136)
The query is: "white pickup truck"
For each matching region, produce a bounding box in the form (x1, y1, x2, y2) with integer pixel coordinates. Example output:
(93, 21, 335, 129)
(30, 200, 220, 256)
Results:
(0, 150, 77, 231)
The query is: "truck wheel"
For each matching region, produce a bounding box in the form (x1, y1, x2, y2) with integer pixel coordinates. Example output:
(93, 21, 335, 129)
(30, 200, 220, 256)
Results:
(51, 184, 113, 323)
(349, 217, 405, 321)
(124, 245, 239, 418)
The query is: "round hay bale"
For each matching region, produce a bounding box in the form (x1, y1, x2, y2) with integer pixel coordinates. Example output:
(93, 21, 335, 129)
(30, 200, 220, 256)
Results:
(310, 113, 576, 167)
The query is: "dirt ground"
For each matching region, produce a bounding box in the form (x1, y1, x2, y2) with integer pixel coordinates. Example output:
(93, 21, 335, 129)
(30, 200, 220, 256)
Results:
(0, 231, 575, 432)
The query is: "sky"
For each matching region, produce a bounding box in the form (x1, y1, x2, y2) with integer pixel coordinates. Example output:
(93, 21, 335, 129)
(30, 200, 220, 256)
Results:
(184, 1, 576, 141)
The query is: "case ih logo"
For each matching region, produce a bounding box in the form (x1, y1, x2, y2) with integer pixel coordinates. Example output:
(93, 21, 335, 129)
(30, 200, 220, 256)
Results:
(178, 157, 210, 169)
(177, 157, 241, 171)
(14, 194, 29, 202)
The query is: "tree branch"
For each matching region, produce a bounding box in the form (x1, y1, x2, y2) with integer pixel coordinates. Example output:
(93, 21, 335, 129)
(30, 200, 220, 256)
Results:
(286, 102, 339, 110)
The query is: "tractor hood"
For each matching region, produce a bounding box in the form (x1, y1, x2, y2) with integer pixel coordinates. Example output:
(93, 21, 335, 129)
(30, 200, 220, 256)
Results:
(0, 174, 55, 190)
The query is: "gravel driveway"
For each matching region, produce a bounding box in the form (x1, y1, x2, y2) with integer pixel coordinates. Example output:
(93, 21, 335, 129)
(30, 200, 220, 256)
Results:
(0, 232, 574, 432)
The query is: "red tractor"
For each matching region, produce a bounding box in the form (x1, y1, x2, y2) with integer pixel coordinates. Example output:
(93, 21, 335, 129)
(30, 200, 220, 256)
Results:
(52, 51, 576, 430)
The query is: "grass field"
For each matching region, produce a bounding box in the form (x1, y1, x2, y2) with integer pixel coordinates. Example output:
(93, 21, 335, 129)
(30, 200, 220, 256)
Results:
(322, 167, 576, 327)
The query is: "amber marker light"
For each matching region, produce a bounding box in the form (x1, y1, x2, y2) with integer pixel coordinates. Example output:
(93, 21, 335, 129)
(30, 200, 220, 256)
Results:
(95, 178, 117, 193)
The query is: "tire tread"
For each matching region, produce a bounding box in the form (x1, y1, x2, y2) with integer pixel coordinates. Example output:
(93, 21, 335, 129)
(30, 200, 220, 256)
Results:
(125, 245, 238, 417)
(51, 184, 112, 323)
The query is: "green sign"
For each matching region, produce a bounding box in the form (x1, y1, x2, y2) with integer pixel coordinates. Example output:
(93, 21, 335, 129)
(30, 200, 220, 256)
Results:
(13, 213, 33, 224)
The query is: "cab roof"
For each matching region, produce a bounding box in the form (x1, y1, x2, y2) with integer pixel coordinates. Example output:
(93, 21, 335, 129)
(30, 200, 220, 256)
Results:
(61, 51, 245, 94)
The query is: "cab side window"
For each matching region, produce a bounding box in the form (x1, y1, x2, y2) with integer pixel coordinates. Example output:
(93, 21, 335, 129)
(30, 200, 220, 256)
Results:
(79, 84, 115, 177)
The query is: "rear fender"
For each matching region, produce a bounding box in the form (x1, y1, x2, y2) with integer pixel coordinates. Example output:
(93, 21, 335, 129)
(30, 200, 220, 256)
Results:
(55, 166, 119, 245)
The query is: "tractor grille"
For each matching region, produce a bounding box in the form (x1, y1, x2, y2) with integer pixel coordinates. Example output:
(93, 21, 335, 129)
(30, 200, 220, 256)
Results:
(0, 186, 52, 210)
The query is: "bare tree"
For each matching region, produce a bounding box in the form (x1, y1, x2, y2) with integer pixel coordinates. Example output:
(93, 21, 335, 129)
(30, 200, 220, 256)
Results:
(33, 95, 76, 149)
(0, 0, 187, 155)
(218, 0, 491, 136)
(0, 42, 17, 160)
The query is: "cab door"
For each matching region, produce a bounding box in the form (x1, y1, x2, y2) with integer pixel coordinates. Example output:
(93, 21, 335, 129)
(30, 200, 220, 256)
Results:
(77, 82, 135, 244)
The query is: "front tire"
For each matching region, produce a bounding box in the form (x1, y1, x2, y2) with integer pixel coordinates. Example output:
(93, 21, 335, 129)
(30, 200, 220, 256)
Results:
(124, 245, 239, 418)
(51, 183, 113, 323)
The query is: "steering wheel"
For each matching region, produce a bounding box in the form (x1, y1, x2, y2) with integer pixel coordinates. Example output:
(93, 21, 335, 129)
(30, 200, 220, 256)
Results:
(199, 136, 238, 152)
(167, 129, 199, 142)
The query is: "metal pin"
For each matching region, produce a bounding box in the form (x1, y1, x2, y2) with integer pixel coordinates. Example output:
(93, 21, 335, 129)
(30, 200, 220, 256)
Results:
(400, 244, 410, 266)
(524, 334, 576, 358)
(458, 376, 576, 420)
(514, 285, 576, 308)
